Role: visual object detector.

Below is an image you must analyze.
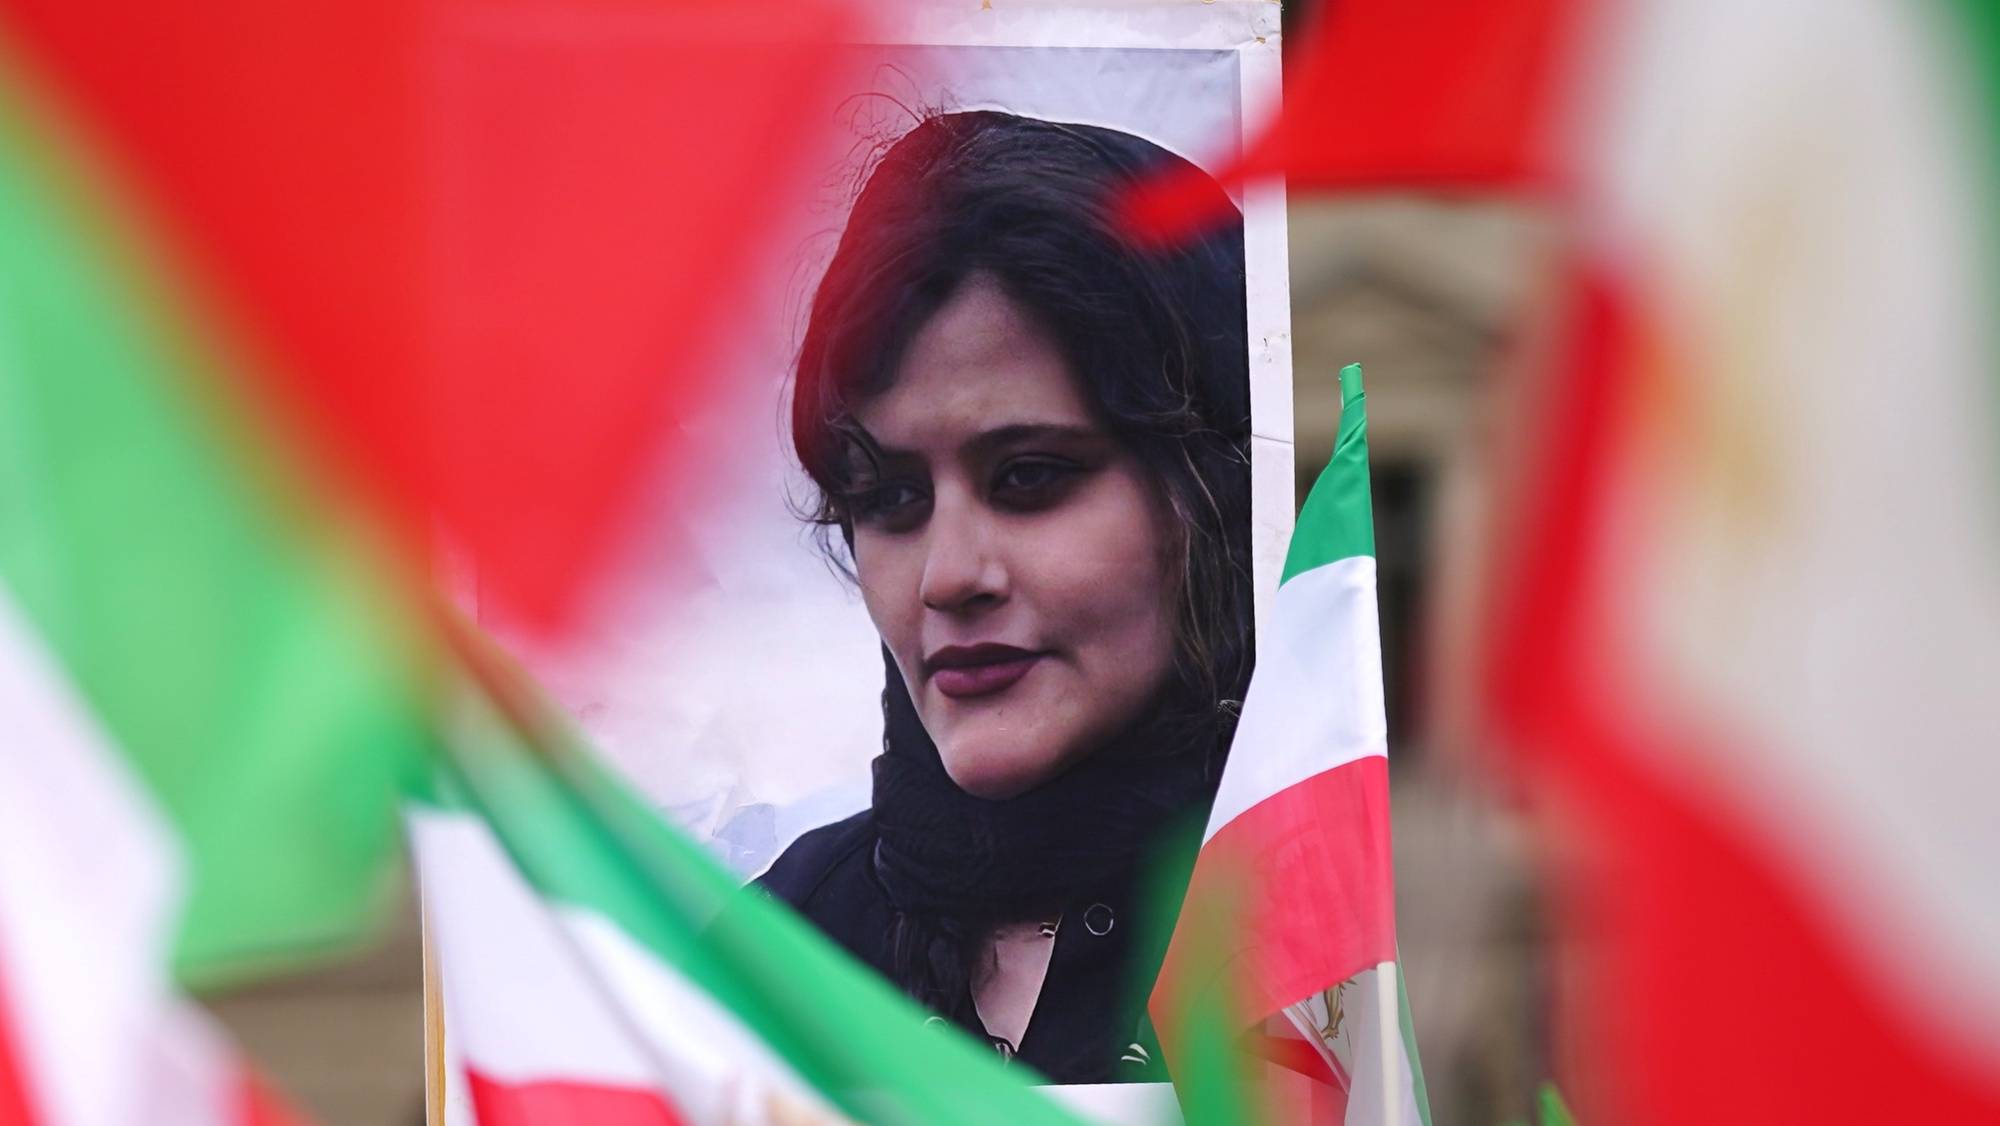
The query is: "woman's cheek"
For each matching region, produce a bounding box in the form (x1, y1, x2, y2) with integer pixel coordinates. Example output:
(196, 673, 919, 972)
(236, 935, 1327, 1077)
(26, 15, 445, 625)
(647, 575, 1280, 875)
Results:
(853, 535, 921, 667)
(1035, 475, 1178, 690)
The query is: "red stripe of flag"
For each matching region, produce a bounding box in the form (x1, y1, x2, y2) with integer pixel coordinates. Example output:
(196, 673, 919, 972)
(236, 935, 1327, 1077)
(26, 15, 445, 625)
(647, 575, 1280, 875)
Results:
(1487, 262, 2000, 1124)
(235, 1069, 308, 1126)
(0, 0, 860, 629)
(0, 962, 41, 1126)
(1250, 1023, 1349, 1088)
(1122, 0, 1588, 241)
(1154, 757, 1396, 1063)
(467, 1069, 686, 1126)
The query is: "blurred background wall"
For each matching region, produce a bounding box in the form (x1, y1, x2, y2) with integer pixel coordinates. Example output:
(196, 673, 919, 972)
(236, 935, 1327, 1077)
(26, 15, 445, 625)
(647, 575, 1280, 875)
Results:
(202, 191, 1559, 1126)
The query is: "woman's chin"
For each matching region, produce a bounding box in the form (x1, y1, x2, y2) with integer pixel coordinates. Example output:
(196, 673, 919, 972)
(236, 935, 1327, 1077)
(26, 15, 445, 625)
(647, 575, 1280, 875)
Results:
(938, 745, 1064, 801)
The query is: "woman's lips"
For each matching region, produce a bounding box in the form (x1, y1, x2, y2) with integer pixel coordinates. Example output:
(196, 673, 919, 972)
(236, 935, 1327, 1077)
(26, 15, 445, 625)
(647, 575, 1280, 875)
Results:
(926, 644, 1042, 700)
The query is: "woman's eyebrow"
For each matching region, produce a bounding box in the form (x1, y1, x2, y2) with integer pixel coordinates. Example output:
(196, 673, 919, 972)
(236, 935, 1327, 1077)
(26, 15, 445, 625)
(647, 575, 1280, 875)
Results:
(863, 422, 1102, 462)
(963, 422, 1103, 456)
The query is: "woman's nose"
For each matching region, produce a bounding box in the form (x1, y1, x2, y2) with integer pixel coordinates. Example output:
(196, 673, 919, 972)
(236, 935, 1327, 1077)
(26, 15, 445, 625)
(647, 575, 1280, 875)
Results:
(919, 492, 1006, 613)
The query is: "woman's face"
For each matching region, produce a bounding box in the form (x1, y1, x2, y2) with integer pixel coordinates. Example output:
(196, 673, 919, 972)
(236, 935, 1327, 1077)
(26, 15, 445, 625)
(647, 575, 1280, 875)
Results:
(848, 274, 1181, 800)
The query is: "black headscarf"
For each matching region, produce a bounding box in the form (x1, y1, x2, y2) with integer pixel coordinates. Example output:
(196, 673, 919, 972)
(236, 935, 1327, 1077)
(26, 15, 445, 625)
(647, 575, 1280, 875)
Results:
(869, 646, 1225, 1022)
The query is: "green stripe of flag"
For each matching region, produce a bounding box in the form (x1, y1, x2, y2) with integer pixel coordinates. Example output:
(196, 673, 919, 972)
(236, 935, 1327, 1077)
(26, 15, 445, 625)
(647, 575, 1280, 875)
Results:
(0, 41, 429, 983)
(432, 631, 1085, 1126)
(1282, 363, 1374, 583)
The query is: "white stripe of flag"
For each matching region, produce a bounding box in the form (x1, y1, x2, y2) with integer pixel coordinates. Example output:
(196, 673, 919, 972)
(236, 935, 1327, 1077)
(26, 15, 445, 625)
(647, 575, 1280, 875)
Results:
(0, 593, 264, 1126)
(409, 807, 848, 1126)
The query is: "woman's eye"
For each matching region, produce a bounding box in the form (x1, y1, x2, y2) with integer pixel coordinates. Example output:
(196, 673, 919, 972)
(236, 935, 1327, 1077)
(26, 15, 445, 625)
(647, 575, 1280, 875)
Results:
(851, 481, 928, 529)
(992, 458, 1080, 506)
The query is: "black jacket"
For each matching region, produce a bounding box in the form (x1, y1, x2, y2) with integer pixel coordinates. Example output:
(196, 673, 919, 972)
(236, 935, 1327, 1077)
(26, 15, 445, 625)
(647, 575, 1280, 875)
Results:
(759, 810, 1172, 1085)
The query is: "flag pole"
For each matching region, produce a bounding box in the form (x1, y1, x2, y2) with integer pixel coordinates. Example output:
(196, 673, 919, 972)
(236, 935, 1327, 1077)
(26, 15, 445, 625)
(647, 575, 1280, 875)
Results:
(1379, 964, 1402, 1126)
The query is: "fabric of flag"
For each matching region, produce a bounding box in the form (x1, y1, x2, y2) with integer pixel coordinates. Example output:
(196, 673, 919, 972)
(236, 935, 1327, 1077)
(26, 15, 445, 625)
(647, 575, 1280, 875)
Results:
(0, 34, 425, 1123)
(1152, 364, 1430, 1125)
(1121, 0, 1577, 240)
(0, 0, 860, 630)
(0, 23, 433, 995)
(1477, 0, 2000, 1121)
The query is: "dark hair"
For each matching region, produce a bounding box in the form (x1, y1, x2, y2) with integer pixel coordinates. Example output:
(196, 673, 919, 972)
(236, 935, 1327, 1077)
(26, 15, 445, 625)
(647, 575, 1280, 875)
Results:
(791, 110, 1255, 731)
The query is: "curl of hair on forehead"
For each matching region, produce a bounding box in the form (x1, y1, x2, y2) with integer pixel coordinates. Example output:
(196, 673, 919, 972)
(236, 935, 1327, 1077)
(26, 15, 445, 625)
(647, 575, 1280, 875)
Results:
(791, 109, 1253, 731)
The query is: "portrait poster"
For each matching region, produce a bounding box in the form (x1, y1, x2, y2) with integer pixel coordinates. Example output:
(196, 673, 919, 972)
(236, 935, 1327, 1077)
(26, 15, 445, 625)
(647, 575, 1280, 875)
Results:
(444, 0, 1292, 1113)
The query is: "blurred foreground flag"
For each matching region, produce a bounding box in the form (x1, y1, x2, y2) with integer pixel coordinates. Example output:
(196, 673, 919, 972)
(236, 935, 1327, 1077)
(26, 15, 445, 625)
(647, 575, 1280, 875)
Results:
(0, 0, 860, 631)
(415, 643, 1089, 1126)
(1477, 0, 2000, 1122)
(1140, 0, 2000, 1117)
(0, 33, 431, 1126)
(1153, 366, 1429, 1125)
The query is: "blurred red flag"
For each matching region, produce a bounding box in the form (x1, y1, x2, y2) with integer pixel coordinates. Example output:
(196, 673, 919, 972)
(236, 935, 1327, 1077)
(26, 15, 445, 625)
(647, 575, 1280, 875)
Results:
(0, 972, 33, 1126)
(1123, 0, 1580, 240)
(0, 0, 860, 629)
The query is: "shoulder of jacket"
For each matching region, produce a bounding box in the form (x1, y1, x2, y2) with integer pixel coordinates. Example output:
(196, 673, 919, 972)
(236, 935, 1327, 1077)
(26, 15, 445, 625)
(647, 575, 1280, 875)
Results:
(756, 809, 877, 910)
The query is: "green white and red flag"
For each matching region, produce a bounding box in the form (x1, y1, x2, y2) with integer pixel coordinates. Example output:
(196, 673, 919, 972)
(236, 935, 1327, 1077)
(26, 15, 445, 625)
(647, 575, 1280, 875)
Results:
(1478, 0, 2000, 1120)
(0, 33, 427, 1123)
(1152, 365, 1430, 1125)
